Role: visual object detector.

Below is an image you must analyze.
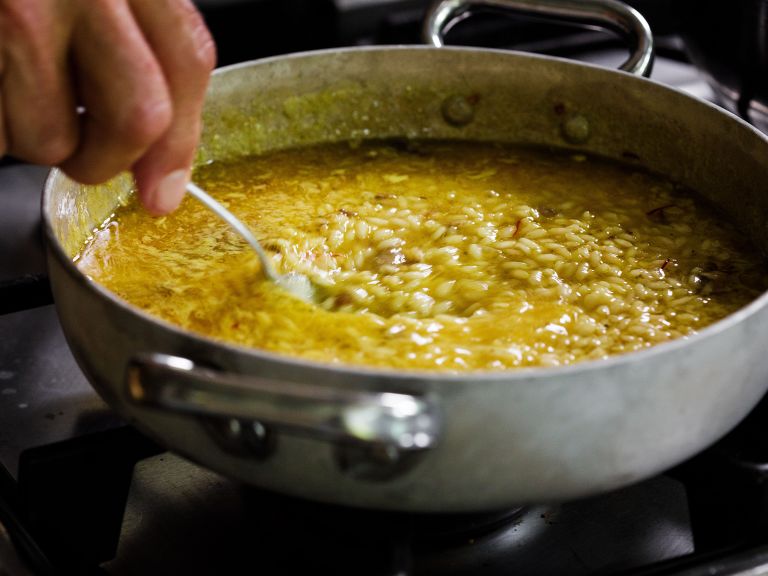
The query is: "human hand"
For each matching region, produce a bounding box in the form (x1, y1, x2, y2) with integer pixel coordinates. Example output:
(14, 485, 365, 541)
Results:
(0, 0, 216, 214)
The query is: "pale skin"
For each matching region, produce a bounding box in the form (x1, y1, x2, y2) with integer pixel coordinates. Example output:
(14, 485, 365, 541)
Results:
(0, 0, 216, 214)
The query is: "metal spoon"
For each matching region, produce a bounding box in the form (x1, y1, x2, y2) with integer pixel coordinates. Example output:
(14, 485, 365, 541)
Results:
(185, 182, 315, 304)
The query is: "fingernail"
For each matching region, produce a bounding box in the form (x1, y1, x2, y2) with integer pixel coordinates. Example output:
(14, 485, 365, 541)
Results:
(152, 170, 188, 214)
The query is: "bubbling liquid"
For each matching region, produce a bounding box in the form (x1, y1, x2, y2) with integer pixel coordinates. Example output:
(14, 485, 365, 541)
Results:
(76, 140, 768, 371)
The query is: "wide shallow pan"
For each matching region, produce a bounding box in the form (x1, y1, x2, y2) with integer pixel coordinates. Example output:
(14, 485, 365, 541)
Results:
(42, 0, 768, 511)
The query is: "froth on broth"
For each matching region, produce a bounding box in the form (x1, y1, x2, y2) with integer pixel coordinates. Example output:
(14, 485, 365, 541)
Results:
(76, 140, 768, 371)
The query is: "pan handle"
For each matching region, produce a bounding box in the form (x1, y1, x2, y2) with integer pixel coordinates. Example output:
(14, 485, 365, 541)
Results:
(125, 353, 442, 452)
(423, 0, 654, 77)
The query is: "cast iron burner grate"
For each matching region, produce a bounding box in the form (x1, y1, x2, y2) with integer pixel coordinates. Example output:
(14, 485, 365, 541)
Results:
(2, 427, 163, 575)
(5, 418, 768, 576)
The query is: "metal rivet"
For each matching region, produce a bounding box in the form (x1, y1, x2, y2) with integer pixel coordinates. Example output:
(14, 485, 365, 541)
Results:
(334, 442, 426, 482)
(442, 95, 476, 127)
(202, 417, 276, 461)
(561, 114, 590, 144)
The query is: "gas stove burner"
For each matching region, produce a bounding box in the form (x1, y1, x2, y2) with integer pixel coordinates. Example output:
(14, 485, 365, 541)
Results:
(406, 508, 525, 543)
(244, 488, 524, 544)
(240, 487, 524, 543)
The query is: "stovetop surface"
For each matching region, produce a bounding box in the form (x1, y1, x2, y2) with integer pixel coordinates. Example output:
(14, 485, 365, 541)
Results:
(2, 3, 767, 575)
(0, 162, 117, 480)
(103, 454, 693, 576)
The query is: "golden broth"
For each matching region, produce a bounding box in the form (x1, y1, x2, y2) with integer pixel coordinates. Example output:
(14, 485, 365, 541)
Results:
(76, 141, 768, 371)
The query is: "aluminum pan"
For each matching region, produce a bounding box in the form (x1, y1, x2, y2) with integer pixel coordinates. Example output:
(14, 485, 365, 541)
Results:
(43, 47, 768, 511)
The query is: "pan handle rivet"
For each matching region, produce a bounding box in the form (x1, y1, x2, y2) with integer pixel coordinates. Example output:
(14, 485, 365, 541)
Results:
(442, 94, 476, 127)
(562, 114, 590, 144)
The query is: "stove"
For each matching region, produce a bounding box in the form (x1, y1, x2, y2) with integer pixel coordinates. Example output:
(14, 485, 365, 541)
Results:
(3, 2, 768, 575)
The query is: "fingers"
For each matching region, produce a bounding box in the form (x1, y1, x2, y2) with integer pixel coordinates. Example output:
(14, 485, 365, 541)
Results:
(0, 0, 214, 215)
(0, 1, 79, 164)
(60, 0, 173, 185)
(129, 0, 216, 215)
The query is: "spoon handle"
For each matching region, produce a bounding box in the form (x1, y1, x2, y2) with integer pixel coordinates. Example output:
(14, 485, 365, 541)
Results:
(185, 181, 279, 283)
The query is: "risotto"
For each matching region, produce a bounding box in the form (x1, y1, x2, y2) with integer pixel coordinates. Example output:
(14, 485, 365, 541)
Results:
(76, 140, 768, 371)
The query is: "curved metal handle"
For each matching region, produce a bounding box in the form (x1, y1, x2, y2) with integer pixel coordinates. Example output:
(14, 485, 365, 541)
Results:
(126, 353, 442, 451)
(423, 0, 654, 77)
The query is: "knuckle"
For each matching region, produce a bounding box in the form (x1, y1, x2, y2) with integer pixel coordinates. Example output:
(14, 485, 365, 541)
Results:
(34, 126, 79, 166)
(61, 145, 130, 186)
(6, 118, 78, 167)
(61, 163, 117, 186)
(0, 2, 42, 38)
(33, 139, 77, 167)
(177, 0, 217, 72)
(193, 26, 217, 73)
(117, 98, 173, 148)
(0, 2, 58, 65)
